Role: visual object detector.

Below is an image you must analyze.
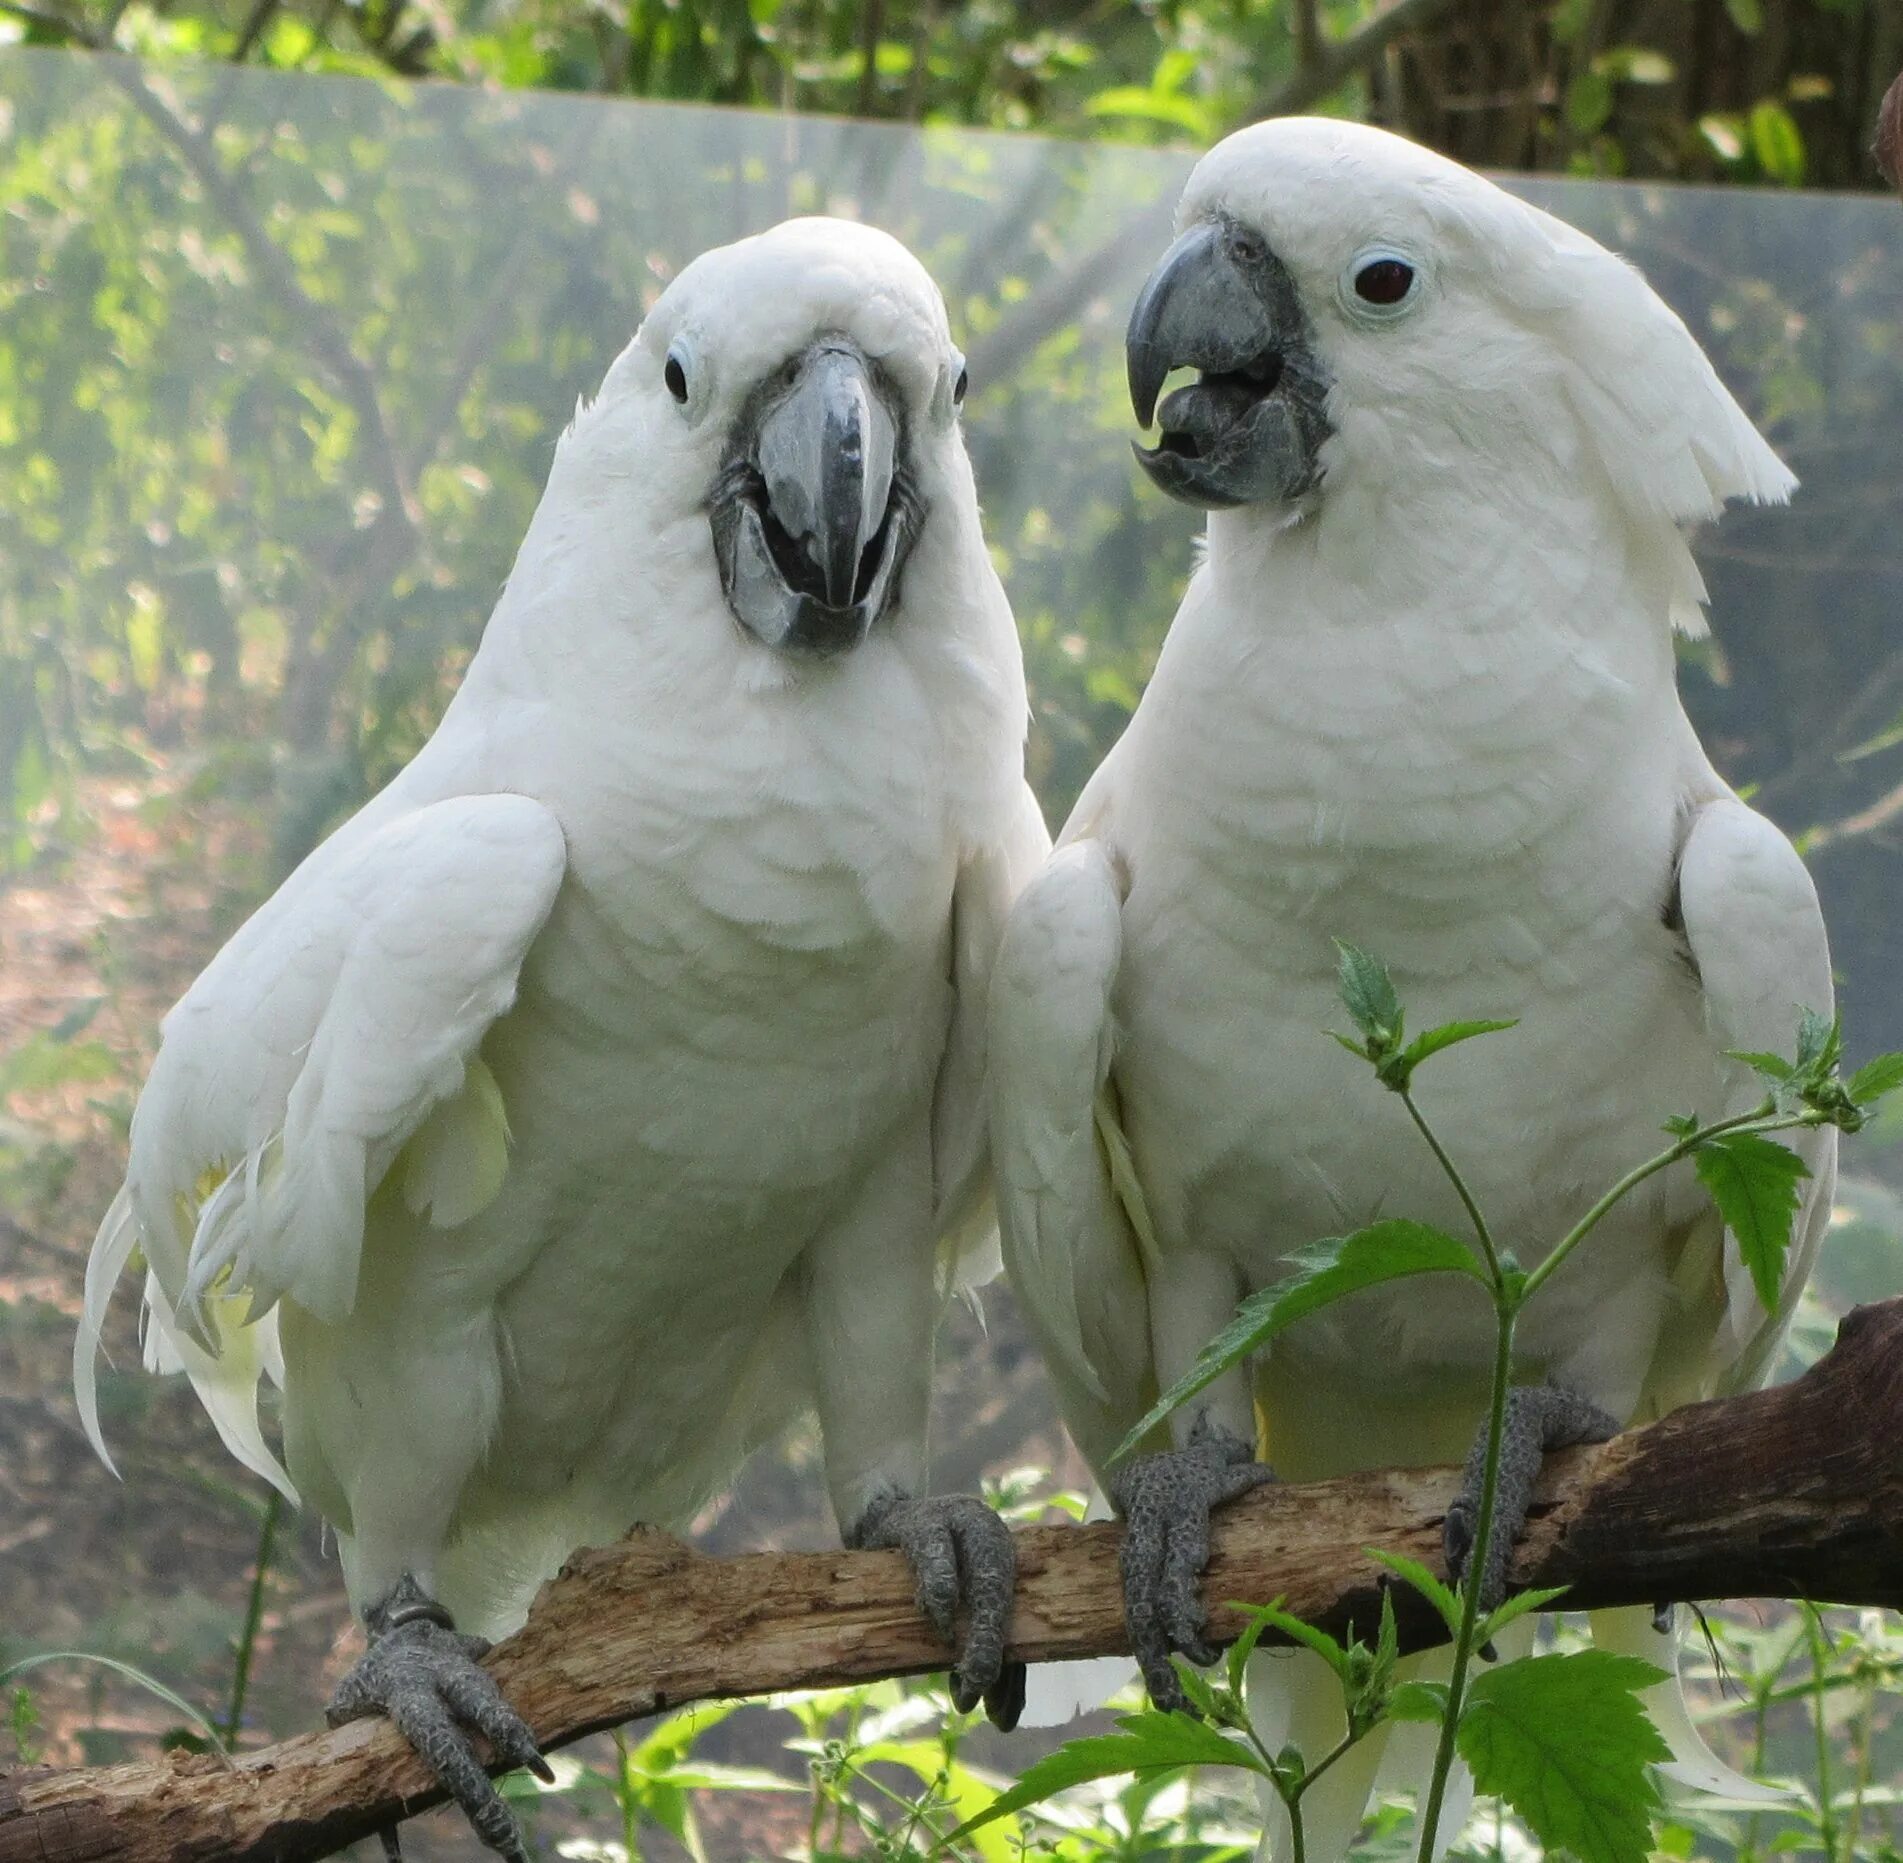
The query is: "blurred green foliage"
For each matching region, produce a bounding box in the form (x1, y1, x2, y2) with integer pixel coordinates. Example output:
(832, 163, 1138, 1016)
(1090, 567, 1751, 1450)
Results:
(7, 0, 1900, 188)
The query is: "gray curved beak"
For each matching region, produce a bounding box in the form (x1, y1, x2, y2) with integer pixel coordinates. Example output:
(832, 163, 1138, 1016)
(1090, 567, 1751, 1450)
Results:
(757, 344, 899, 612)
(1126, 219, 1280, 429)
(1126, 216, 1332, 511)
(713, 341, 917, 656)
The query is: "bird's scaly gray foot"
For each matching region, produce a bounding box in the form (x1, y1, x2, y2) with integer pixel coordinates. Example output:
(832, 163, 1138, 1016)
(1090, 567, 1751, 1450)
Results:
(850, 1489, 1025, 1729)
(327, 1575, 552, 1863)
(1443, 1385, 1621, 1627)
(1107, 1415, 1277, 1711)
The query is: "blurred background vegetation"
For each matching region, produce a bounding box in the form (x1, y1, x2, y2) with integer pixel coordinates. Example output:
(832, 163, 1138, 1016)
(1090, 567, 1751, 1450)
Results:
(2, 3, 1902, 1858)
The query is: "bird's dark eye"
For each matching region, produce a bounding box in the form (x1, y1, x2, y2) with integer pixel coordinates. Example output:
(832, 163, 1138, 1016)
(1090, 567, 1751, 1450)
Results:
(1353, 258, 1415, 306)
(664, 353, 689, 403)
(952, 365, 969, 407)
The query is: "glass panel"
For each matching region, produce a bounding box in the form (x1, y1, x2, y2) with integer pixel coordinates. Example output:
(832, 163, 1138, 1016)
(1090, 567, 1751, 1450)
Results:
(1, 50, 1898, 1832)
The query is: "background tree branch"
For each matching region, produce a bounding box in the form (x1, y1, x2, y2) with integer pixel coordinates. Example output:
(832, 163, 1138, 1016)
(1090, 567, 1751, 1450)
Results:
(5, 1297, 1903, 1863)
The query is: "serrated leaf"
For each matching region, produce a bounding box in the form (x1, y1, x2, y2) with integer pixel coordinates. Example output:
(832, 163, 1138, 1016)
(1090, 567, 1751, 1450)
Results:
(1794, 1006, 1840, 1077)
(1375, 1586, 1399, 1673)
(1110, 1223, 1485, 1460)
(1849, 1053, 1903, 1104)
(1694, 1131, 1810, 1310)
(1727, 1048, 1795, 1082)
(1387, 1679, 1449, 1723)
(1399, 1018, 1519, 1073)
(1228, 1602, 1351, 1684)
(1169, 1656, 1224, 1720)
(1334, 940, 1401, 1045)
(1476, 1584, 1572, 1647)
(1459, 1652, 1670, 1863)
(1366, 1547, 1463, 1638)
(940, 1710, 1264, 1845)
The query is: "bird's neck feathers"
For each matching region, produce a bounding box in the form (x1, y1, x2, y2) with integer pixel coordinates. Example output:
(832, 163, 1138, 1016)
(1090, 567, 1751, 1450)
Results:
(1143, 456, 1690, 844)
(451, 435, 1026, 859)
(1203, 440, 1681, 683)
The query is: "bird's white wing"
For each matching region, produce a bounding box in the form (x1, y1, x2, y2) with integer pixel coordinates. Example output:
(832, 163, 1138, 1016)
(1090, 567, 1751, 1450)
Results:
(988, 836, 1153, 1467)
(77, 792, 567, 1486)
(930, 781, 1052, 1281)
(1665, 791, 1836, 1401)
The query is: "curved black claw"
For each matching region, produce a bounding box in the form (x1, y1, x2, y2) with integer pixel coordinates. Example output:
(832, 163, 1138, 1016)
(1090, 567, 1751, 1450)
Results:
(327, 1576, 552, 1863)
(1444, 1385, 1622, 1633)
(850, 1490, 1023, 1728)
(1107, 1416, 1277, 1712)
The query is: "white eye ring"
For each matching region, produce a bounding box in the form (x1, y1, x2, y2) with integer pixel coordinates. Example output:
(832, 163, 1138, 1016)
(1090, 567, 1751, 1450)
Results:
(1340, 248, 1423, 321)
(660, 337, 710, 421)
(933, 347, 968, 424)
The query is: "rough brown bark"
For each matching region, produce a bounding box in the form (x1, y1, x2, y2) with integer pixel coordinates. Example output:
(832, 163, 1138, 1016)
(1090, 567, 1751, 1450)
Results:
(6, 1297, 1903, 1863)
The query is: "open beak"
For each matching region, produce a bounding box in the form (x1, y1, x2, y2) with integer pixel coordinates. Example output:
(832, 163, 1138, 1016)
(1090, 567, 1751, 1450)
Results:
(712, 341, 918, 656)
(1126, 217, 1331, 511)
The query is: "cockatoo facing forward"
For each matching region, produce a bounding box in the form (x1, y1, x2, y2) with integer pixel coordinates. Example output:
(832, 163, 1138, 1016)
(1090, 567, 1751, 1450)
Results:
(990, 119, 1833, 1855)
(79, 217, 1049, 1857)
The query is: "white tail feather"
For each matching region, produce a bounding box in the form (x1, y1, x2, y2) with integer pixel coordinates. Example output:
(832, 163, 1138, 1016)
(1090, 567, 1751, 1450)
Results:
(1590, 1606, 1795, 1805)
(74, 1187, 140, 1475)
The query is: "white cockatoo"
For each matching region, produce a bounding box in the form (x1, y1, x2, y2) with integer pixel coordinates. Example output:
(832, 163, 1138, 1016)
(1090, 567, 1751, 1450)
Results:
(989, 119, 1833, 1857)
(78, 217, 1050, 1858)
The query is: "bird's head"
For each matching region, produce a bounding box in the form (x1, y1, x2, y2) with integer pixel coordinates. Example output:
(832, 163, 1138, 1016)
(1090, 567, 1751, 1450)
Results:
(1127, 117, 1792, 551)
(591, 217, 969, 660)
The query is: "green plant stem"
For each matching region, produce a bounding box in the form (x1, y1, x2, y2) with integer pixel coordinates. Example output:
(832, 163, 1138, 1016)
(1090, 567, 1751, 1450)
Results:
(1414, 1301, 1516, 1863)
(1805, 1607, 1840, 1861)
(1401, 1087, 1505, 1284)
(222, 1488, 282, 1747)
(1242, 1720, 1363, 1863)
(612, 1727, 642, 1863)
(1520, 1104, 1819, 1304)
(1844, 1671, 1877, 1862)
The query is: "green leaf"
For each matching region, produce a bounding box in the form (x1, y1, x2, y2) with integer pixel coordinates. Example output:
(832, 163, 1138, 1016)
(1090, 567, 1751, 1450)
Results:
(1109, 1223, 1485, 1460)
(1724, 0, 1763, 32)
(1398, 1018, 1519, 1074)
(1694, 1131, 1810, 1310)
(1794, 1007, 1841, 1077)
(1225, 1601, 1276, 1698)
(1848, 1053, 1903, 1104)
(1459, 1652, 1670, 1863)
(1386, 1679, 1449, 1723)
(1727, 1048, 1795, 1082)
(1168, 1655, 1224, 1720)
(1365, 1548, 1464, 1639)
(1566, 68, 1614, 134)
(1595, 45, 1675, 84)
(1082, 85, 1213, 137)
(1334, 940, 1402, 1046)
(940, 1711, 1264, 1846)
(1476, 1584, 1572, 1648)
(1752, 96, 1807, 183)
(1227, 1603, 1351, 1684)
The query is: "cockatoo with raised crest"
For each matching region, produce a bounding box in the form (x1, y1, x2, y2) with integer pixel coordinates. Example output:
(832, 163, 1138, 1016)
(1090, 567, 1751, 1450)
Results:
(989, 119, 1833, 1857)
(79, 217, 1049, 1860)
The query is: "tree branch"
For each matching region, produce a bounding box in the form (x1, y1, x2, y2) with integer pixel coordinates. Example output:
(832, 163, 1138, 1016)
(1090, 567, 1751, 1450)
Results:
(6, 1296, 1903, 1861)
